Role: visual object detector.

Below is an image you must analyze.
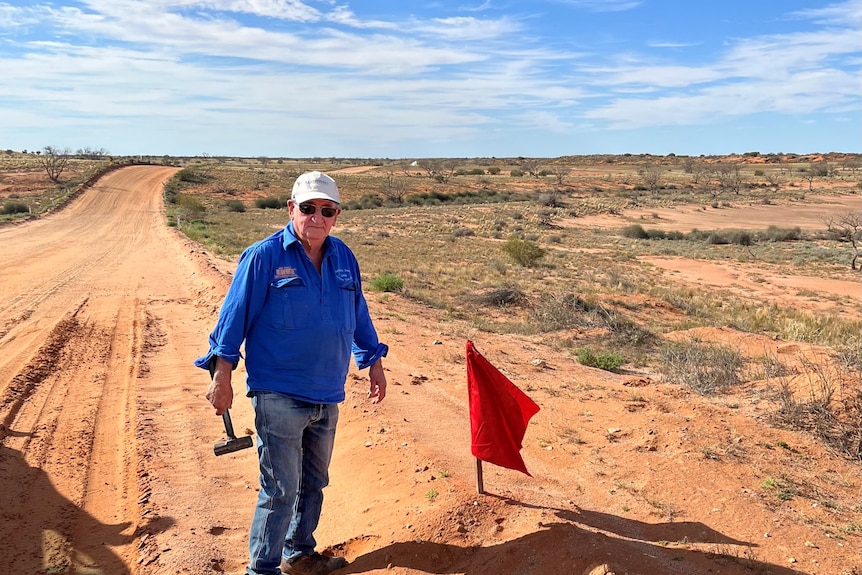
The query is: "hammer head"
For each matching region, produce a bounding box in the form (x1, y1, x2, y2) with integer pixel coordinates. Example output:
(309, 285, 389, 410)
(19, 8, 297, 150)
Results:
(214, 434, 254, 456)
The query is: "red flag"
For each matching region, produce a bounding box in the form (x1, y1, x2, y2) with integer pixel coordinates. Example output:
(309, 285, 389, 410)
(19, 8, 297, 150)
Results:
(466, 340, 540, 476)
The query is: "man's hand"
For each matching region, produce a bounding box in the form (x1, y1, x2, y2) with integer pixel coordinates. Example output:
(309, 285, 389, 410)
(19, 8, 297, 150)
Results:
(367, 359, 387, 404)
(205, 356, 234, 415)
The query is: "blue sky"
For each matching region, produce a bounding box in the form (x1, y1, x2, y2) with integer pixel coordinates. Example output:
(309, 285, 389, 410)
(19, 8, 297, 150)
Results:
(1, 0, 859, 157)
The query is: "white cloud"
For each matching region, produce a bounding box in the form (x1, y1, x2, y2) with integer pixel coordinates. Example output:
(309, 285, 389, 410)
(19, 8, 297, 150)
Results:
(646, 41, 702, 49)
(578, 8, 861, 130)
(790, 0, 862, 26)
(414, 16, 522, 41)
(552, 0, 642, 12)
(0, 0, 858, 155)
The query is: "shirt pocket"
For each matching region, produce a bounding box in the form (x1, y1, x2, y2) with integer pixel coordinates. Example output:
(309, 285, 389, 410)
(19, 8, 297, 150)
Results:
(338, 278, 357, 332)
(270, 276, 312, 329)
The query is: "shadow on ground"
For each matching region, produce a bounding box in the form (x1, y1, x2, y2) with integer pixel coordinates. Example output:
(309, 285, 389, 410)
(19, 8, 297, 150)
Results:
(338, 497, 804, 575)
(0, 432, 173, 574)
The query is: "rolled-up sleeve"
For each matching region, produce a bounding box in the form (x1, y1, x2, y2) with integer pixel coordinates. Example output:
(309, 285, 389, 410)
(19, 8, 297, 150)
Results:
(194, 246, 270, 371)
(350, 266, 388, 369)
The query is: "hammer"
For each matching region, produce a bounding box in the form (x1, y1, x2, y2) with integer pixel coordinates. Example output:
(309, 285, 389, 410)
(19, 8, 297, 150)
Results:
(214, 410, 254, 456)
(209, 357, 254, 456)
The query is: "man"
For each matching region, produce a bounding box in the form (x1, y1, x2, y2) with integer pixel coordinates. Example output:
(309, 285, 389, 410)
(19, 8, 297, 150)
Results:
(195, 171, 388, 575)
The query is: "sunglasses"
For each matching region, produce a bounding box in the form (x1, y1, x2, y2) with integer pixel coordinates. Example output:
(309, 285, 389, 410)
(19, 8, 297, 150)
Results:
(297, 203, 338, 218)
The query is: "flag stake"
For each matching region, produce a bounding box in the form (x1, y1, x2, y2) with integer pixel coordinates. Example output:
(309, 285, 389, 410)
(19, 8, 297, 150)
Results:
(475, 458, 485, 494)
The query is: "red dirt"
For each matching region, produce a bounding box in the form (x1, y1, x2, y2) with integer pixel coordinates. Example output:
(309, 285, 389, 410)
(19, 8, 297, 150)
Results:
(0, 166, 859, 575)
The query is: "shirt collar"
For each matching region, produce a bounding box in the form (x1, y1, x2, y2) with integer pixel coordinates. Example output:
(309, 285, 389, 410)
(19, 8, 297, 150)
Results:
(284, 221, 331, 251)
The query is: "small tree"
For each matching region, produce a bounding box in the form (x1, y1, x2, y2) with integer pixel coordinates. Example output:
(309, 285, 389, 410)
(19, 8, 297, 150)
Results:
(553, 167, 569, 188)
(39, 146, 71, 182)
(835, 212, 862, 271)
(381, 170, 408, 204)
(75, 147, 109, 159)
(715, 163, 743, 195)
(637, 163, 663, 195)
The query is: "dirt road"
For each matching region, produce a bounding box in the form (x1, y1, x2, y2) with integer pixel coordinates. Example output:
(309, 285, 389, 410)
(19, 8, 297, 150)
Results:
(0, 165, 227, 573)
(0, 166, 858, 575)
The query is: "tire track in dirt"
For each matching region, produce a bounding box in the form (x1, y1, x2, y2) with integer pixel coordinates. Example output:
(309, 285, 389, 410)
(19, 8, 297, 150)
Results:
(0, 165, 191, 574)
(0, 299, 137, 573)
(0, 301, 87, 438)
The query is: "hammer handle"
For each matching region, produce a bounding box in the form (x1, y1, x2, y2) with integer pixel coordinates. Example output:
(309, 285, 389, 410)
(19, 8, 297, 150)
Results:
(209, 356, 237, 438)
(222, 410, 238, 439)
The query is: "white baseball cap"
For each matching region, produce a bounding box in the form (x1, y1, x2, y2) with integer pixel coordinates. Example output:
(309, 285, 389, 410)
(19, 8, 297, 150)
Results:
(291, 171, 340, 204)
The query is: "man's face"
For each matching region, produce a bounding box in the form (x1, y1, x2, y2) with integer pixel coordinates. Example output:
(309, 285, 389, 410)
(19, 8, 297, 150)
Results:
(289, 198, 341, 245)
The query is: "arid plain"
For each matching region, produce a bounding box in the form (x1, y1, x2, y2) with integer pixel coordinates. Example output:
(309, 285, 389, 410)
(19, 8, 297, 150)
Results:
(0, 155, 860, 575)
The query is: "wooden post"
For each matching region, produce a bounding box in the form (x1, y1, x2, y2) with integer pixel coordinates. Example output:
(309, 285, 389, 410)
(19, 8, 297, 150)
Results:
(475, 458, 485, 494)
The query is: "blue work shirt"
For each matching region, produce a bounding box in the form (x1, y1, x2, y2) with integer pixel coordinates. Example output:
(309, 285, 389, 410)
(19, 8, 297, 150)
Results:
(194, 222, 388, 404)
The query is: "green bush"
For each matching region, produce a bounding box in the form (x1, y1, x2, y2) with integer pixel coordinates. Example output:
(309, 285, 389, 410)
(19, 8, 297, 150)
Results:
(488, 167, 501, 175)
(1, 201, 29, 215)
(761, 226, 801, 242)
(176, 193, 206, 218)
(510, 169, 524, 177)
(621, 224, 649, 239)
(706, 232, 729, 245)
(577, 348, 624, 372)
(502, 237, 545, 267)
(369, 273, 404, 292)
(176, 166, 213, 184)
(225, 199, 246, 213)
(728, 230, 753, 246)
(254, 196, 283, 209)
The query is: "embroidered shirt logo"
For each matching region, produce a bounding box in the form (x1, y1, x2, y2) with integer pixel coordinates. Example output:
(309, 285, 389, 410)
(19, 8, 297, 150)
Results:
(335, 269, 353, 282)
(275, 266, 298, 280)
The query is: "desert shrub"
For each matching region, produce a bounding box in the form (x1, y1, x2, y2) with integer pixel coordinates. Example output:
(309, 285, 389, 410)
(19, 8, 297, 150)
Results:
(452, 227, 474, 238)
(1, 201, 29, 215)
(621, 224, 649, 239)
(601, 311, 654, 347)
(163, 180, 180, 203)
(344, 193, 383, 210)
(833, 338, 862, 375)
(502, 237, 545, 266)
(474, 282, 524, 307)
(529, 292, 595, 332)
(687, 228, 709, 241)
(467, 168, 485, 175)
(225, 199, 246, 213)
(176, 166, 212, 184)
(401, 189, 517, 208)
(369, 272, 403, 292)
(254, 196, 283, 209)
(760, 226, 802, 242)
(175, 193, 206, 219)
(706, 232, 729, 245)
(727, 230, 753, 246)
(645, 229, 667, 240)
(770, 366, 862, 460)
(660, 339, 743, 395)
(488, 167, 501, 175)
(510, 169, 524, 177)
(577, 348, 624, 372)
(665, 230, 685, 240)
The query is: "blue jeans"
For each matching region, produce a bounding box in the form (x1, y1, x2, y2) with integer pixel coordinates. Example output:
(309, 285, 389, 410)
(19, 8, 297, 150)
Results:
(247, 392, 339, 575)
